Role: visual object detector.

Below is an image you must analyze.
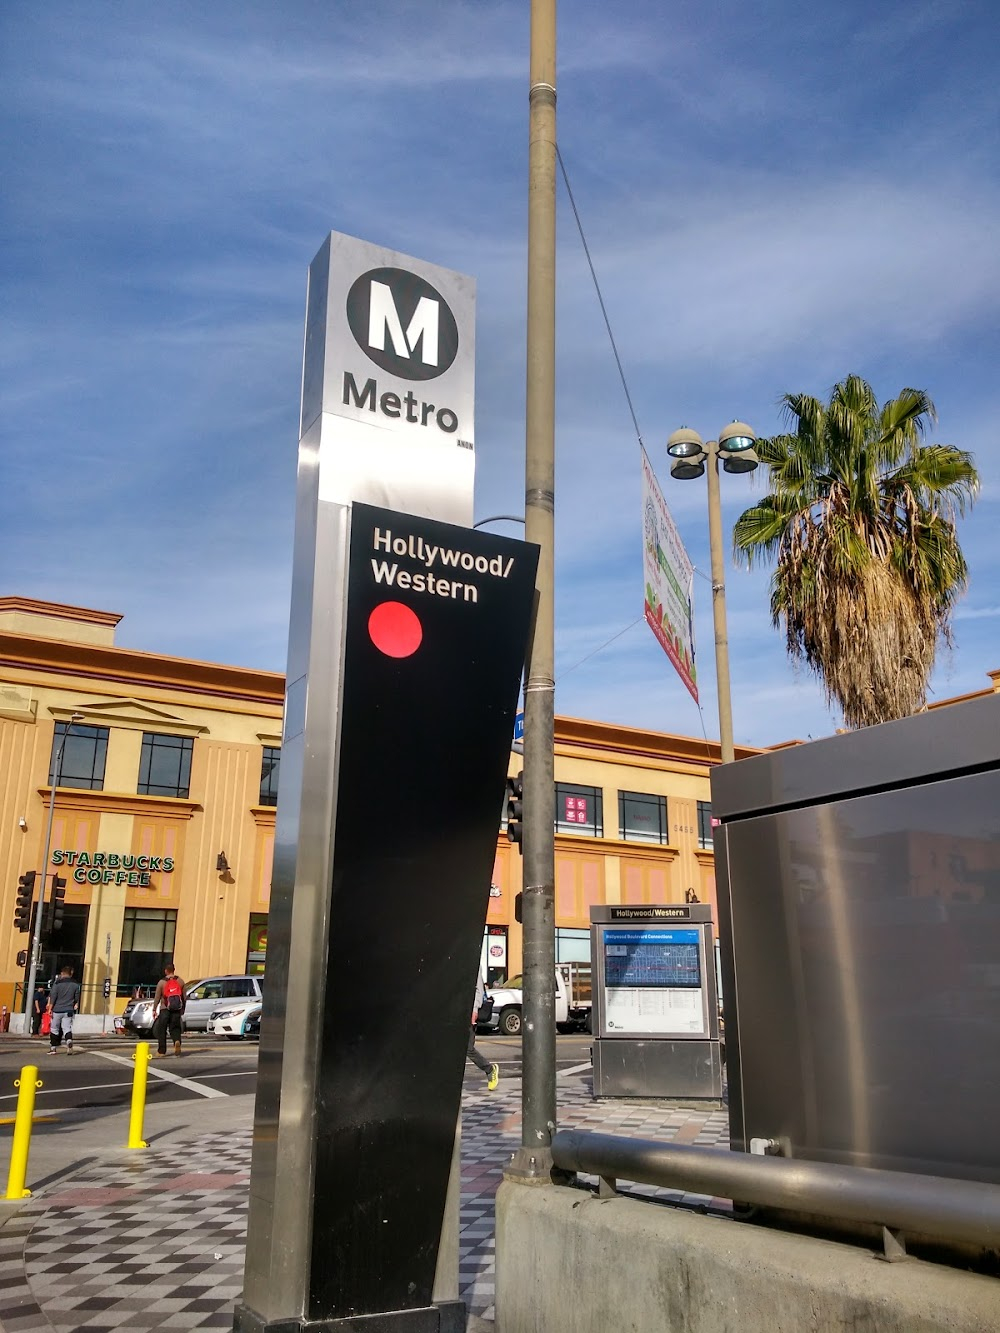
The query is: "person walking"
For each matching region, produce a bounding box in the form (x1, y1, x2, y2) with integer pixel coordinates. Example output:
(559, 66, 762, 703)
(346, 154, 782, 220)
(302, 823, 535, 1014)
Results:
(152, 963, 186, 1058)
(467, 973, 499, 1091)
(47, 966, 80, 1054)
(31, 981, 49, 1036)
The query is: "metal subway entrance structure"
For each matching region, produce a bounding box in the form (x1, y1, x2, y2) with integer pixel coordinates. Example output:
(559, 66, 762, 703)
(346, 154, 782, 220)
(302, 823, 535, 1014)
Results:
(712, 691, 1000, 1191)
(233, 232, 537, 1333)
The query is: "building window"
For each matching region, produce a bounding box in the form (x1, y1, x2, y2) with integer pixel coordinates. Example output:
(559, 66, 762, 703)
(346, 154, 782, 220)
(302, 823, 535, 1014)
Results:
(619, 791, 668, 844)
(483, 925, 508, 985)
(138, 733, 193, 799)
(555, 782, 603, 837)
(259, 746, 280, 807)
(247, 913, 268, 975)
(119, 908, 177, 989)
(52, 722, 108, 791)
(556, 927, 591, 964)
(697, 800, 714, 849)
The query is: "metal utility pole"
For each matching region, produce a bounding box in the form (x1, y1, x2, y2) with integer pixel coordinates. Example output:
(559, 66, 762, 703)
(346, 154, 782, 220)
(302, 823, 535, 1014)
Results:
(509, 0, 558, 1181)
(705, 446, 735, 765)
(24, 712, 84, 1014)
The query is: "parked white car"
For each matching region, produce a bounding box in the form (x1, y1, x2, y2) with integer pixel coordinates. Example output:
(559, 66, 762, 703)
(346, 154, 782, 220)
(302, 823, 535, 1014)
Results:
(207, 997, 261, 1040)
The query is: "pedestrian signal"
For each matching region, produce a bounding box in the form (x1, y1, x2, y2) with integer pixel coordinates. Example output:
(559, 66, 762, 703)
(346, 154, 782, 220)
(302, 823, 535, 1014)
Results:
(13, 871, 35, 932)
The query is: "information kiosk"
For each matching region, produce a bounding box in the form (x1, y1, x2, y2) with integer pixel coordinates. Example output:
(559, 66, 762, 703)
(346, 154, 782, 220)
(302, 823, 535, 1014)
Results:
(590, 904, 723, 1102)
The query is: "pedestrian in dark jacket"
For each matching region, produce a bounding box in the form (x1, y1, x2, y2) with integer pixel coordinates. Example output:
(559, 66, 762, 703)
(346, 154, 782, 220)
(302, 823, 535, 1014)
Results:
(31, 983, 48, 1036)
(47, 967, 80, 1054)
(152, 963, 186, 1057)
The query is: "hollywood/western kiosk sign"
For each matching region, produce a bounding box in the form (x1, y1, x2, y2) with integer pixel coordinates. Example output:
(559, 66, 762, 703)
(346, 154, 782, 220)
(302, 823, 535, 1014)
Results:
(234, 234, 536, 1333)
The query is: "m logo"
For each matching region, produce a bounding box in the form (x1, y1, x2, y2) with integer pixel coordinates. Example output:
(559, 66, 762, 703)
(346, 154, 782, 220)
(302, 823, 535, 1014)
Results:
(347, 268, 459, 381)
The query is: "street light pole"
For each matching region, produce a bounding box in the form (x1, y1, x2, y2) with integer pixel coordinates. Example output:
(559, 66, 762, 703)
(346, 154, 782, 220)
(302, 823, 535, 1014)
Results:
(23, 712, 84, 1015)
(509, 0, 558, 1182)
(667, 422, 758, 768)
(704, 444, 735, 765)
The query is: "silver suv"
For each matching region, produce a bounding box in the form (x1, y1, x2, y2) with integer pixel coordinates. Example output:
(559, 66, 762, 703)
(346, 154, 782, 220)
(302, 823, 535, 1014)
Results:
(122, 975, 263, 1034)
(184, 976, 262, 1030)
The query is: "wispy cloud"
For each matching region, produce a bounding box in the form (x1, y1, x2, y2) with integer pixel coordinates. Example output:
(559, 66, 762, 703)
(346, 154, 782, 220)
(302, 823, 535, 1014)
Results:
(2, 0, 998, 750)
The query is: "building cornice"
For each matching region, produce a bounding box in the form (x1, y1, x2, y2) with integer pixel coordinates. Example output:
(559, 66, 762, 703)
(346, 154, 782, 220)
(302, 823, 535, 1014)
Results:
(0, 632, 284, 708)
(554, 713, 763, 768)
(554, 831, 679, 858)
(0, 597, 123, 629)
(39, 787, 201, 820)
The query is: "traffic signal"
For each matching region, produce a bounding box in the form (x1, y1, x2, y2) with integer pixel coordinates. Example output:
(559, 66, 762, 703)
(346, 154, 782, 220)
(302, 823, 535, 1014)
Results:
(48, 875, 67, 936)
(506, 771, 524, 853)
(13, 871, 36, 932)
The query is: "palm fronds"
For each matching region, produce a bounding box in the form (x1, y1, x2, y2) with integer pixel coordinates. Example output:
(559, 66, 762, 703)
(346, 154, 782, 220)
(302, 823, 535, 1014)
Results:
(734, 376, 978, 728)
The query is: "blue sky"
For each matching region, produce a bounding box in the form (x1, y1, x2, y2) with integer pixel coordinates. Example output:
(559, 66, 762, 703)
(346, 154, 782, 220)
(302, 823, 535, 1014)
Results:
(3, 0, 998, 748)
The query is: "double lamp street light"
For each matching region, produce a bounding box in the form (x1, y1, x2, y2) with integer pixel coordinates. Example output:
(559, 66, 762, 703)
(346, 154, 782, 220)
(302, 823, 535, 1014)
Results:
(666, 421, 759, 766)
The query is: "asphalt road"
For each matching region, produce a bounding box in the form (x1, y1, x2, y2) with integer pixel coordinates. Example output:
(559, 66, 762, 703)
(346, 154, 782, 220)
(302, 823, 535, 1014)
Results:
(0, 1031, 593, 1118)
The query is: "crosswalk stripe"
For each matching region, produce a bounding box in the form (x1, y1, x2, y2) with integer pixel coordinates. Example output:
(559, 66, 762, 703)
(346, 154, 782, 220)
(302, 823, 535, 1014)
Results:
(94, 1050, 226, 1098)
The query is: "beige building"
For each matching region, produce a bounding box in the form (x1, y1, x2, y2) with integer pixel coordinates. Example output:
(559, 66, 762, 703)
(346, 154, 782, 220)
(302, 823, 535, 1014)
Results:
(490, 718, 761, 983)
(0, 597, 282, 1017)
(8, 593, 992, 1018)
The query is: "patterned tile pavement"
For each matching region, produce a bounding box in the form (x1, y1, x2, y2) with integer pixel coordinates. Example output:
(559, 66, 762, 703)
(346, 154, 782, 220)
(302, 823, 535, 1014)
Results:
(0, 1073, 730, 1332)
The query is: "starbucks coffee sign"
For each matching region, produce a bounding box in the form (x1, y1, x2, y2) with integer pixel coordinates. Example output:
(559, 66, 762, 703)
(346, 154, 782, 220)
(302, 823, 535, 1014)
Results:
(51, 849, 175, 887)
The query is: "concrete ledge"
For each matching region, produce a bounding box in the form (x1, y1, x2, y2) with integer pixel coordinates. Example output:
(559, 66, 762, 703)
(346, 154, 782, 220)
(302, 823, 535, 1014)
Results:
(495, 1181, 1000, 1333)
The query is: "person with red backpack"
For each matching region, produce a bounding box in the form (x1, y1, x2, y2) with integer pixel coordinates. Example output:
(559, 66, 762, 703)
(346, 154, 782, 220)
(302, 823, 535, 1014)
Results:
(152, 963, 186, 1057)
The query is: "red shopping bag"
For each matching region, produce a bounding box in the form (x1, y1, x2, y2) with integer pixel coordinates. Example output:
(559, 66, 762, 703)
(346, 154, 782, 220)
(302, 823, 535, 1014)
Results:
(40, 1011, 51, 1036)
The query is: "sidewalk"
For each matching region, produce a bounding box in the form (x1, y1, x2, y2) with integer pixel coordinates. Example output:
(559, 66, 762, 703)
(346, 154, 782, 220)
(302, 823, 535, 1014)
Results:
(0, 1068, 730, 1332)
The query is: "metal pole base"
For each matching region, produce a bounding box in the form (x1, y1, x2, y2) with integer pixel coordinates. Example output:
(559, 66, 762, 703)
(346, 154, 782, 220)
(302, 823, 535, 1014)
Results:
(504, 1146, 575, 1186)
(233, 1302, 466, 1333)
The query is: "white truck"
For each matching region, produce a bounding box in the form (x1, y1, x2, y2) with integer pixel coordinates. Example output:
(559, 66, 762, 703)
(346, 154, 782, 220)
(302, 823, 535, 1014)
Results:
(481, 962, 592, 1036)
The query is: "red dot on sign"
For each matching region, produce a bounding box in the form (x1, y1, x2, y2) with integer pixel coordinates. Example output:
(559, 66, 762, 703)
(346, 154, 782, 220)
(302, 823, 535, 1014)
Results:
(368, 601, 423, 658)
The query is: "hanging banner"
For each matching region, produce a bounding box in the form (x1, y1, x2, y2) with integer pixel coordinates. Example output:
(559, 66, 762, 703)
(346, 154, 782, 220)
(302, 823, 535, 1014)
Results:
(641, 447, 698, 701)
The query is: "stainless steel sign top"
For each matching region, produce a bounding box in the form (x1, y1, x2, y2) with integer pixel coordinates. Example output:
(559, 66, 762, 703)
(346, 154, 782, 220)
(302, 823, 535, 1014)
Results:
(303, 231, 476, 526)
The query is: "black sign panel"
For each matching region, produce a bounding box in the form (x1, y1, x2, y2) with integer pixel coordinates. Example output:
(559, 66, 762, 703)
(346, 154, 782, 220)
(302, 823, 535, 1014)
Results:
(309, 503, 537, 1322)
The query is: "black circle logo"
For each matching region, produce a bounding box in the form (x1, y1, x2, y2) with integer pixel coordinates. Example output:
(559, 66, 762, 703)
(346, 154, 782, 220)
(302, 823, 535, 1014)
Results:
(346, 267, 459, 381)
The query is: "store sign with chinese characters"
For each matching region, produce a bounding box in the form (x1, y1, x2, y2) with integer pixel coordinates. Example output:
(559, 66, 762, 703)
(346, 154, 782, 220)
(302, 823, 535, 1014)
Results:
(51, 849, 175, 887)
(564, 796, 589, 825)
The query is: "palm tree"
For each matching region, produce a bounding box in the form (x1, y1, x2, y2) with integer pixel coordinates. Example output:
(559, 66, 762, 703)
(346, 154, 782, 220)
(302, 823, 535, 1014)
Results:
(733, 375, 978, 729)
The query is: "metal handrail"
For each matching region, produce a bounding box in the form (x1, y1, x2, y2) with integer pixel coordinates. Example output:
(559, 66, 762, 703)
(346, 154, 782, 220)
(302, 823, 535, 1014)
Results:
(550, 1130, 1000, 1251)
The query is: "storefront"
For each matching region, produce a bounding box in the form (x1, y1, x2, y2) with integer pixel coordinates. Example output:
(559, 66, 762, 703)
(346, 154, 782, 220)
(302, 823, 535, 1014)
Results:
(482, 923, 508, 985)
(0, 597, 283, 1015)
(247, 914, 268, 976)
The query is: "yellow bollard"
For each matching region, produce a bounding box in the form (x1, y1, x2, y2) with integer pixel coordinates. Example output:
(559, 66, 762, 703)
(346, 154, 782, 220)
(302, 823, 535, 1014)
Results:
(5, 1065, 42, 1199)
(127, 1041, 150, 1149)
